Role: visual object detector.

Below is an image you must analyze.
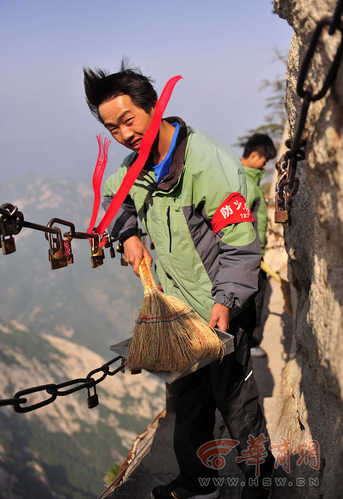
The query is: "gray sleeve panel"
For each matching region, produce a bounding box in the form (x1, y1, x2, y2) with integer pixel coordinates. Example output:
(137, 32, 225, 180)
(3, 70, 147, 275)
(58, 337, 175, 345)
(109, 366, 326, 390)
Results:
(102, 195, 138, 241)
(183, 203, 261, 309)
(182, 203, 220, 283)
(212, 235, 261, 309)
(251, 196, 260, 227)
(251, 196, 261, 241)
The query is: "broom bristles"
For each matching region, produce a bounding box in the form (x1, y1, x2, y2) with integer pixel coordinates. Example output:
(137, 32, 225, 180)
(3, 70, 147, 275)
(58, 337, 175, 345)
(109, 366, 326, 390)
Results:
(126, 259, 225, 372)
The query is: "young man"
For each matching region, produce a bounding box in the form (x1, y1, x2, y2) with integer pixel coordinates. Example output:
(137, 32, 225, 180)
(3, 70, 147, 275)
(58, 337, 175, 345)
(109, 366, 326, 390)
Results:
(84, 62, 275, 499)
(241, 134, 277, 358)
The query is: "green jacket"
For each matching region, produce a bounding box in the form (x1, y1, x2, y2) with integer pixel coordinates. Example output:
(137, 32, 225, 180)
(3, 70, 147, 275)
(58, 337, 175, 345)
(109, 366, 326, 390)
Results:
(243, 166, 268, 256)
(103, 118, 261, 322)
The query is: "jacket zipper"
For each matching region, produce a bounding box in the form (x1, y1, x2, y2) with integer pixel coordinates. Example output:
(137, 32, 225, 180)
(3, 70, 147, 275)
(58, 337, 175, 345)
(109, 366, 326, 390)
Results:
(167, 206, 172, 253)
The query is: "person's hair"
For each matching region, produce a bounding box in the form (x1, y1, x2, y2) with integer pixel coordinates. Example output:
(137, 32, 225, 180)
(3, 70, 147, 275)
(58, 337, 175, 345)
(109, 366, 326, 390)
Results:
(83, 58, 158, 123)
(242, 133, 277, 161)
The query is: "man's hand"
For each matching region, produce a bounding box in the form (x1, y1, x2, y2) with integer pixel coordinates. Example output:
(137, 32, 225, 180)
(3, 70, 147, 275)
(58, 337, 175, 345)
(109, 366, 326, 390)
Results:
(209, 303, 230, 332)
(123, 235, 153, 276)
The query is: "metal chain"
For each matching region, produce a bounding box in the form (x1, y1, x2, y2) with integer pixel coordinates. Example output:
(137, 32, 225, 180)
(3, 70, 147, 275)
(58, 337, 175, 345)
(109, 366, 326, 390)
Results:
(275, 0, 343, 225)
(0, 203, 145, 268)
(0, 203, 118, 267)
(0, 355, 125, 413)
(0, 205, 149, 414)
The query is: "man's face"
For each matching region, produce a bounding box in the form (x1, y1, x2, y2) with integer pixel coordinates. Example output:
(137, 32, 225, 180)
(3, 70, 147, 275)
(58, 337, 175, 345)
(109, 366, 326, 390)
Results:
(99, 94, 155, 153)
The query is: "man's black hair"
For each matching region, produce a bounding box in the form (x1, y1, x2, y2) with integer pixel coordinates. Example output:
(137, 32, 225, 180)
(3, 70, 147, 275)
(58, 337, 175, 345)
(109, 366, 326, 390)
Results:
(83, 59, 158, 123)
(242, 133, 277, 161)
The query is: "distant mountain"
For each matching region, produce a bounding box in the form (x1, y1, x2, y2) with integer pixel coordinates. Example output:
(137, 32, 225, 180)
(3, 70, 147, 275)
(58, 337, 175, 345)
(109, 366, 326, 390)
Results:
(0, 320, 165, 499)
(0, 174, 145, 358)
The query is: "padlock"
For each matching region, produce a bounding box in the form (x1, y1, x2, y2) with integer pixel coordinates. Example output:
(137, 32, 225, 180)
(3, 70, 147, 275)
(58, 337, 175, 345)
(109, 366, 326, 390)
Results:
(46, 219, 75, 265)
(91, 238, 105, 268)
(104, 234, 115, 258)
(48, 228, 68, 270)
(63, 237, 74, 264)
(274, 210, 289, 224)
(87, 385, 99, 409)
(1, 234, 16, 255)
(116, 243, 128, 266)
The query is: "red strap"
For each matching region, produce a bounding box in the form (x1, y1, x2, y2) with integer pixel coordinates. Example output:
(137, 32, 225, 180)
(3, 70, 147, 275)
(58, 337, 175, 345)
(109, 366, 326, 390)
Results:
(92, 75, 182, 239)
(87, 133, 111, 235)
(211, 192, 254, 234)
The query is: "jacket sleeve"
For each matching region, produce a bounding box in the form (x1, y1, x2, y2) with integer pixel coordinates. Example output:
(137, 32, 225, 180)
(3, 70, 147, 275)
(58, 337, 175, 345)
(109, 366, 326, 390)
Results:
(212, 223, 261, 309)
(187, 136, 261, 309)
(102, 194, 139, 243)
(102, 153, 139, 243)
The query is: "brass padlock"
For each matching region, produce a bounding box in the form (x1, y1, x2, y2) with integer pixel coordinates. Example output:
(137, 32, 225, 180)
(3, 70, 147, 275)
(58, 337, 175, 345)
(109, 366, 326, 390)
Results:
(1, 234, 16, 255)
(91, 238, 105, 268)
(48, 228, 68, 270)
(274, 210, 289, 224)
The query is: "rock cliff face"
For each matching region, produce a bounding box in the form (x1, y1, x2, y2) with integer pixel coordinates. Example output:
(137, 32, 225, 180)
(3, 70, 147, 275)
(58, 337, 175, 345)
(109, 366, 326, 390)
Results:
(273, 1, 343, 497)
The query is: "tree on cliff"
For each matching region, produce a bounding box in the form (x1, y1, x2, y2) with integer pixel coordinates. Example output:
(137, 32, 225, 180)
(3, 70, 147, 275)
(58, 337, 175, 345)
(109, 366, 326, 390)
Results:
(234, 48, 287, 151)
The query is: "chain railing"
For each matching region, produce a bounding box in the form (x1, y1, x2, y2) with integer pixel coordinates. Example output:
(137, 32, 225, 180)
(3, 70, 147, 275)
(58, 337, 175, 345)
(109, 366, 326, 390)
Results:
(275, 1, 343, 225)
(0, 355, 127, 413)
(0, 204, 149, 413)
(0, 202, 133, 267)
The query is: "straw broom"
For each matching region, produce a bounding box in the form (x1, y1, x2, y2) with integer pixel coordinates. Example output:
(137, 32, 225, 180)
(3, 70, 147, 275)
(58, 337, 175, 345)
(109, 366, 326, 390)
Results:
(260, 260, 292, 317)
(126, 258, 225, 372)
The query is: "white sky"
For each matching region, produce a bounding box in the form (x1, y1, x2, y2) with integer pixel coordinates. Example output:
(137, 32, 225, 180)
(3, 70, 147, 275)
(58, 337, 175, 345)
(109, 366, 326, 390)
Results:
(0, 0, 293, 180)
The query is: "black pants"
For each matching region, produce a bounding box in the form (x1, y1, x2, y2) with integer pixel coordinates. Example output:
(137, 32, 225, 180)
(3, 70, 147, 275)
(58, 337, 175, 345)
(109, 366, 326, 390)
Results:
(172, 302, 274, 492)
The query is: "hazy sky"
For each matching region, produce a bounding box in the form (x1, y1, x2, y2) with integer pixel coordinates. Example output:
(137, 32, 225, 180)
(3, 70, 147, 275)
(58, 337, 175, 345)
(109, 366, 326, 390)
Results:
(0, 1, 293, 181)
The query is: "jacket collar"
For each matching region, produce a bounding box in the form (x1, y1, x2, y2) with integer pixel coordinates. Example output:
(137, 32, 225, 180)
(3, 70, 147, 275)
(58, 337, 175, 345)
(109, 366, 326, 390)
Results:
(243, 165, 265, 185)
(137, 116, 188, 191)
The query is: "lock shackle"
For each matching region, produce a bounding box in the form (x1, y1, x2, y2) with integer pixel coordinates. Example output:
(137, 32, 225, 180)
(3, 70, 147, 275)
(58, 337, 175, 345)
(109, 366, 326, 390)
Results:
(45, 219, 75, 242)
(0, 203, 17, 217)
(47, 226, 64, 252)
(91, 233, 101, 251)
(47, 218, 75, 232)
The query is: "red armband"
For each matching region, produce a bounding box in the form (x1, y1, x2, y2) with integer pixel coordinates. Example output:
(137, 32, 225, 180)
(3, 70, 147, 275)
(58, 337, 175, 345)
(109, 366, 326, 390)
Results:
(211, 192, 254, 234)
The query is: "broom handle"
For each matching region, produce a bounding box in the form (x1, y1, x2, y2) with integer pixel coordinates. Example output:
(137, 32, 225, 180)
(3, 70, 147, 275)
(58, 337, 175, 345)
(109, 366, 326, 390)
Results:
(260, 260, 282, 285)
(139, 258, 159, 293)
